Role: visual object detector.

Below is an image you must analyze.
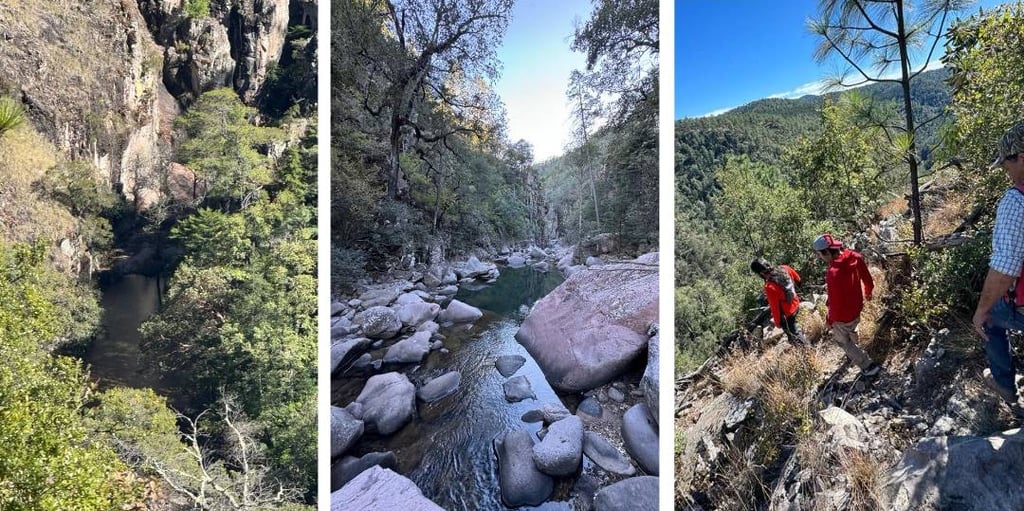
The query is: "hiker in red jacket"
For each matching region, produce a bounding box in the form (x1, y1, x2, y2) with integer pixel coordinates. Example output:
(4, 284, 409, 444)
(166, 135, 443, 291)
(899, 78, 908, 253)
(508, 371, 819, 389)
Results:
(813, 233, 881, 377)
(751, 257, 806, 344)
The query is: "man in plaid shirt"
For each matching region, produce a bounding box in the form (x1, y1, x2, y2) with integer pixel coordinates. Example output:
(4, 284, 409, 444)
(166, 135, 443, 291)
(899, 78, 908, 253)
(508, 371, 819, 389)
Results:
(973, 122, 1024, 405)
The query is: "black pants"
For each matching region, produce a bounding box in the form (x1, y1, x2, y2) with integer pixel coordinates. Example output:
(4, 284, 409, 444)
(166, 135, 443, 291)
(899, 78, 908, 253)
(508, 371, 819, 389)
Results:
(782, 313, 806, 344)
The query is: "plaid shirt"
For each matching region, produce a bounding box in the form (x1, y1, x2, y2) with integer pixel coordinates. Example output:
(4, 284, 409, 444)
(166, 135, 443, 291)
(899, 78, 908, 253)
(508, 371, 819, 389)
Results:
(991, 186, 1024, 276)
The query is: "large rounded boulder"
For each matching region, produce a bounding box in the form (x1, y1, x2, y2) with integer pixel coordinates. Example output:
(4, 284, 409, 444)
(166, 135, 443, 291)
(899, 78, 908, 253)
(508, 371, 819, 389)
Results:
(331, 465, 445, 511)
(494, 429, 554, 507)
(353, 306, 402, 339)
(354, 372, 416, 436)
(515, 253, 658, 392)
(438, 299, 483, 324)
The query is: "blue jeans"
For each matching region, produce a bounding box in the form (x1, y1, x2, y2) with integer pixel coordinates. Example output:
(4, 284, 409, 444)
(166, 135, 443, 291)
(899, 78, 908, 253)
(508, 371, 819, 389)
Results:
(984, 298, 1023, 391)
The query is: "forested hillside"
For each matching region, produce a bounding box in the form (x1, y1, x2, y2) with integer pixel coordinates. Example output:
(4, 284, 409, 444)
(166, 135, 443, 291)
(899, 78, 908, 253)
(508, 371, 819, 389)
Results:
(675, 68, 952, 372)
(0, 1, 317, 508)
(676, 3, 1024, 510)
(676, 69, 950, 226)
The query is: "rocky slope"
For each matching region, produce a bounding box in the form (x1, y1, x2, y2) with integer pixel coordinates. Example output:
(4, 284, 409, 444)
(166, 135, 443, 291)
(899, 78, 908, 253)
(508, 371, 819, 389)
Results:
(675, 230, 1024, 510)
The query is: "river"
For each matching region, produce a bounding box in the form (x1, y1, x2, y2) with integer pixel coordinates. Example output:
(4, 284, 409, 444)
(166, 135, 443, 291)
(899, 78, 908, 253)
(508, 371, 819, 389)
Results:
(340, 265, 617, 510)
(82, 274, 170, 394)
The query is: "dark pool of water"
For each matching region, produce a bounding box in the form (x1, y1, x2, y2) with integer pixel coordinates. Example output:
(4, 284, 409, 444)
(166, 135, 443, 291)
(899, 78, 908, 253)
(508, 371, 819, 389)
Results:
(82, 274, 168, 392)
(341, 265, 615, 510)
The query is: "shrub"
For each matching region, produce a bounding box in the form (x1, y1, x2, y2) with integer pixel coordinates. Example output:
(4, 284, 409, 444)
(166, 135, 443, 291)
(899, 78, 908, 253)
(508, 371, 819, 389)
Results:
(184, 0, 210, 18)
(899, 237, 989, 326)
(0, 96, 25, 137)
(332, 246, 367, 293)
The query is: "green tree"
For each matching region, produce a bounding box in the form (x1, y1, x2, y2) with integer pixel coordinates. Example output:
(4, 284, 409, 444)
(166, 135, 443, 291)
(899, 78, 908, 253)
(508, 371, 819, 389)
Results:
(91, 390, 308, 510)
(712, 155, 831, 266)
(176, 88, 284, 209)
(336, 0, 515, 200)
(944, 3, 1024, 197)
(172, 208, 250, 267)
(810, 0, 969, 244)
(785, 94, 901, 230)
(0, 242, 140, 510)
(184, 0, 211, 19)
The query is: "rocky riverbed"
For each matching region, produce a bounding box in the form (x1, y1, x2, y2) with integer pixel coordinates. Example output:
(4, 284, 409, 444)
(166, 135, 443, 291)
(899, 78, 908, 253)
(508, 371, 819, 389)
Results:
(331, 246, 660, 510)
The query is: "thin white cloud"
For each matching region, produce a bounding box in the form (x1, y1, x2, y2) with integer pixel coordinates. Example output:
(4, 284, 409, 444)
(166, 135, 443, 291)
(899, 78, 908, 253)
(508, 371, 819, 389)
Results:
(767, 79, 831, 99)
(697, 105, 739, 118)
(742, 60, 950, 112)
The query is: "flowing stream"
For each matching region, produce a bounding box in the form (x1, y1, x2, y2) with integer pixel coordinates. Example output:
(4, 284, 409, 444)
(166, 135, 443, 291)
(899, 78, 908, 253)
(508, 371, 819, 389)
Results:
(342, 265, 610, 510)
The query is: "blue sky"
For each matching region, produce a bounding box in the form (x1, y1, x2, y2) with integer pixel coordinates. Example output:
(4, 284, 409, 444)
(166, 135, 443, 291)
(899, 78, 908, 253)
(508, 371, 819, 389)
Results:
(676, 0, 1007, 119)
(494, 0, 591, 162)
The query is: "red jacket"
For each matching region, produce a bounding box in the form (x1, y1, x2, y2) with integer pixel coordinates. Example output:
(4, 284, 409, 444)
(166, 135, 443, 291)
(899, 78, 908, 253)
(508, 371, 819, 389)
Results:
(764, 265, 801, 327)
(825, 250, 874, 324)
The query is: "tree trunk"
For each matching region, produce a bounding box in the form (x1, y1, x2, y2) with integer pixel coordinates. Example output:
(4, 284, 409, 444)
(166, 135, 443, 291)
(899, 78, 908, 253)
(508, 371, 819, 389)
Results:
(432, 168, 444, 234)
(588, 164, 601, 230)
(895, 0, 923, 245)
(388, 114, 402, 200)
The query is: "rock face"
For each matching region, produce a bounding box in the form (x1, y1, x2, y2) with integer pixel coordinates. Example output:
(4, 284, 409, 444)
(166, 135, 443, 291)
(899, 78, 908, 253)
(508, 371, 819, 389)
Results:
(494, 429, 554, 507)
(331, 406, 363, 459)
(417, 371, 461, 403)
(593, 476, 659, 511)
(228, 0, 291, 102)
(532, 416, 584, 476)
(0, 0, 176, 211)
(622, 404, 659, 475)
(438, 299, 483, 324)
(883, 428, 1024, 510)
(332, 465, 445, 511)
(355, 372, 416, 436)
(164, 17, 234, 100)
(136, 0, 291, 103)
(515, 254, 657, 392)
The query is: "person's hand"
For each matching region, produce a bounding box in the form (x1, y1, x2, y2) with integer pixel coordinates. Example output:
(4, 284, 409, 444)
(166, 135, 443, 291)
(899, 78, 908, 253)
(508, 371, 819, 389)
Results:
(973, 309, 990, 341)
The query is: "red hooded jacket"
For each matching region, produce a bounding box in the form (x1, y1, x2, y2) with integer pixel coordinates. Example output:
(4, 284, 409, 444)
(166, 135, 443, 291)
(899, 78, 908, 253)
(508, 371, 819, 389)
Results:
(764, 265, 801, 327)
(824, 250, 874, 324)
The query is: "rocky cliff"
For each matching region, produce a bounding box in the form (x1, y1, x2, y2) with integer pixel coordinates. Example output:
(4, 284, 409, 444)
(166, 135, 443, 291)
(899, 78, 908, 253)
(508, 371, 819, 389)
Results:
(0, 0, 316, 212)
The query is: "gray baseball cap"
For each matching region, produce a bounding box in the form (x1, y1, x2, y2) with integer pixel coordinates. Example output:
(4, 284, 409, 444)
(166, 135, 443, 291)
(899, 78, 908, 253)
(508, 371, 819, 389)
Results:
(990, 121, 1024, 169)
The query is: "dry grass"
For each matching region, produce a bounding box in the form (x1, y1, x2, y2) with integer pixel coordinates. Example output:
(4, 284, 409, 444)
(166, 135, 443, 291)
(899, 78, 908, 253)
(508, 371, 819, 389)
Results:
(801, 308, 829, 343)
(721, 351, 762, 399)
(711, 444, 769, 511)
(923, 191, 971, 239)
(795, 430, 832, 478)
(0, 123, 76, 243)
(876, 195, 908, 220)
(840, 450, 885, 511)
(857, 266, 888, 348)
(719, 346, 831, 467)
(721, 347, 829, 400)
